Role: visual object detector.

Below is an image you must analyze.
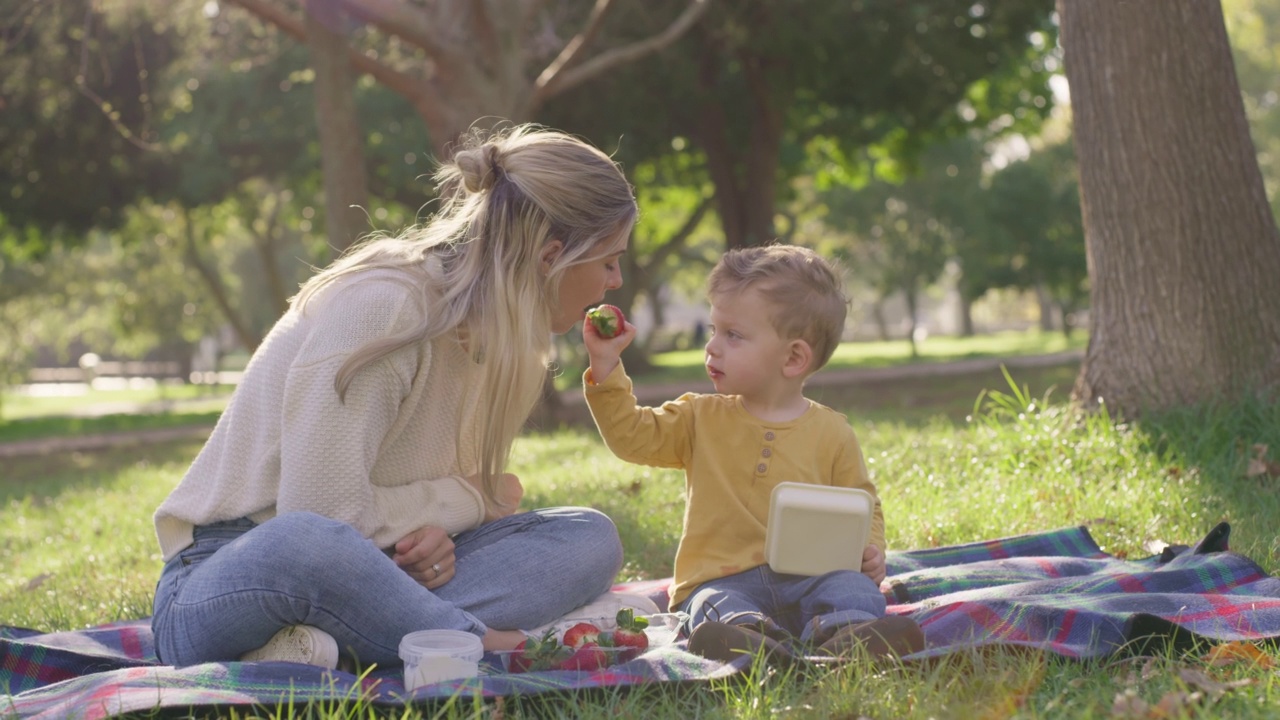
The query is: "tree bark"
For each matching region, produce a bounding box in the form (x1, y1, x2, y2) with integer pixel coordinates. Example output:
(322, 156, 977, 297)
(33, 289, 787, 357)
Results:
(305, 1, 370, 257)
(1060, 0, 1280, 415)
(692, 38, 783, 249)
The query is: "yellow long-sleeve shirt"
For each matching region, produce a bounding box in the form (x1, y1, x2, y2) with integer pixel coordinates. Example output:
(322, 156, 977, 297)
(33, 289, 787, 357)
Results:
(585, 365, 884, 607)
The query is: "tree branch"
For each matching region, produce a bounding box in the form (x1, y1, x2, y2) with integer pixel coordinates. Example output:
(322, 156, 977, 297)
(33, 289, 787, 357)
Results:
(530, 0, 711, 108)
(335, 0, 456, 61)
(534, 0, 615, 96)
(180, 207, 262, 352)
(221, 0, 451, 144)
(220, 0, 431, 101)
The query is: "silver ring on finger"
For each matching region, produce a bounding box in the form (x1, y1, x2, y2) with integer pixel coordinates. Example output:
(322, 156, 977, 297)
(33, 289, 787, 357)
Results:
(432, 563, 443, 578)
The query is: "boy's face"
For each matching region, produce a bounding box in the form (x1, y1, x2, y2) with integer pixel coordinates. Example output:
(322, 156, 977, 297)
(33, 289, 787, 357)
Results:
(704, 288, 794, 397)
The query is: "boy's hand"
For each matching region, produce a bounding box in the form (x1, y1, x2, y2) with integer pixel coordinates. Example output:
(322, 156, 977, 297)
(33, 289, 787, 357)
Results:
(861, 544, 886, 585)
(582, 309, 636, 383)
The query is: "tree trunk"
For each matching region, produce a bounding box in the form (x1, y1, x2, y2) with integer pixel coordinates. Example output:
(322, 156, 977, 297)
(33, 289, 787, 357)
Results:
(693, 41, 782, 249)
(1034, 282, 1055, 332)
(958, 295, 975, 337)
(305, 0, 370, 257)
(1060, 0, 1280, 415)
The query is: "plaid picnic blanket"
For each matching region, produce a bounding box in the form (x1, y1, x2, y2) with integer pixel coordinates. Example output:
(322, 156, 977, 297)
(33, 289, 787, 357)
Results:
(4, 522, 1279, 719)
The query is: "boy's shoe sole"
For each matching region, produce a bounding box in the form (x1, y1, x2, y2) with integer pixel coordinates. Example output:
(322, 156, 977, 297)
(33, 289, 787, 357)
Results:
(815, 615, 925, 660)
(240, 624, 340, 669)
(687, 621, 796, 667)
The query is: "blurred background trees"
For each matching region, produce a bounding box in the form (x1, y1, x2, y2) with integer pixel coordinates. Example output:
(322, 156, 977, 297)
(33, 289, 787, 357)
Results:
(2, 0, 1276, 419)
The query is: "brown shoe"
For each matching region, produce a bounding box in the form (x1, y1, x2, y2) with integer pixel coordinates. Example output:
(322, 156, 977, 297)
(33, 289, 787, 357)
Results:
(816, 616, 924, 660)
(687, 621, 796, 666)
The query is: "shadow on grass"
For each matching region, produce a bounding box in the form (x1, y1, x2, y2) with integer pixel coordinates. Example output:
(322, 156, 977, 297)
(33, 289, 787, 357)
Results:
(1, 438, 207, 500)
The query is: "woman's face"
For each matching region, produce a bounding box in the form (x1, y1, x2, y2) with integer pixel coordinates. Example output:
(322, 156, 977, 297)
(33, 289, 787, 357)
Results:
(547, 237, 628, 334)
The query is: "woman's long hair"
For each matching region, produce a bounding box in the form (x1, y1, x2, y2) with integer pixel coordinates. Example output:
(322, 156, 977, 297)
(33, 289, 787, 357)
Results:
(292, 124, 637, 506)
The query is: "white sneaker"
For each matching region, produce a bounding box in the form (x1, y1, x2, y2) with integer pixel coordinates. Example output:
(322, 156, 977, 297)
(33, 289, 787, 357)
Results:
(529, 591, 661, 641)
(240, 625, 340, 669)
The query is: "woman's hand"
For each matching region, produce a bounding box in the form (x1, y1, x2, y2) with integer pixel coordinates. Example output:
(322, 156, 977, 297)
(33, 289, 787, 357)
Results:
(861, 544, 886, 586)
(392, 525, 456, 590)
(466, 472, 525, 523)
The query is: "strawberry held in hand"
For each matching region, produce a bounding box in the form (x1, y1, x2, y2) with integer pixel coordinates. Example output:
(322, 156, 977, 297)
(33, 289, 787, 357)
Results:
(586, 304, 625, 339)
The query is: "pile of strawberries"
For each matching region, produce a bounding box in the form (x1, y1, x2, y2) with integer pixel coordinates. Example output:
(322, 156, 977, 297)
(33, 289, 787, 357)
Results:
(507, 609, 650, 672)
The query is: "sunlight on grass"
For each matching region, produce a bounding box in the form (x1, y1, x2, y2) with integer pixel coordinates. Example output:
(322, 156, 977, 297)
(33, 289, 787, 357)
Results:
(3, 371, 1279, 718)
(646, 328, 1085, 384)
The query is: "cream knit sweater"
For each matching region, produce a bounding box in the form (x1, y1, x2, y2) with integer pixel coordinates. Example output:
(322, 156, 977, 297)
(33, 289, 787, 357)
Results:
(154, 269, 487, 561)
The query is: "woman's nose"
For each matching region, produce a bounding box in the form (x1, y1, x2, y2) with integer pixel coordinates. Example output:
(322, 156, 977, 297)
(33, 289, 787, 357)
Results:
(606, 265, 624, 290)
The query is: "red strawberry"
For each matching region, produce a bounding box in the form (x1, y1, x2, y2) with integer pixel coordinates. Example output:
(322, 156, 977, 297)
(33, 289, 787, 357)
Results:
(586, 304, 625, 339)
(561, 621, 602, 648)
(558, 642, 611, 671)
(507, 629, 566, 673)
(612, 608, 650, 661)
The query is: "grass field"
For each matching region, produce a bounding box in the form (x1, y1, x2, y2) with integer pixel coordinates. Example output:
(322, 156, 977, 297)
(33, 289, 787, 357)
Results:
(4, 330, 1280, 718)
(1, 329, 1083, 443)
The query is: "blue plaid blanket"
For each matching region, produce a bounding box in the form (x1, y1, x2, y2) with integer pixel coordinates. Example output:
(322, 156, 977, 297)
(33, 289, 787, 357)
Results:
(4, 523, 1278, 719)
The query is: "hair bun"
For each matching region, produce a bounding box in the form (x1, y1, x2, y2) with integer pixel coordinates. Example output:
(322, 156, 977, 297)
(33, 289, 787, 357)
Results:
(455, 144, 503, 194)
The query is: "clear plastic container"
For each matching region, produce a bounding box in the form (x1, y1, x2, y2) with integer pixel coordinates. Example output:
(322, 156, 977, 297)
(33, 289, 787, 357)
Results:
(399, 630, 484, 690)
(764, 482, 872, 576)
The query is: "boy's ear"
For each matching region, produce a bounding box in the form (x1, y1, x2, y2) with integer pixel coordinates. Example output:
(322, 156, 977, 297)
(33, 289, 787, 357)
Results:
(782, 339, 813, 379)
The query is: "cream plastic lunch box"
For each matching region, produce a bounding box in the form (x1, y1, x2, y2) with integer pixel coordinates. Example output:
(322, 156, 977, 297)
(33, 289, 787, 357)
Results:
(764, 482, 873, 576)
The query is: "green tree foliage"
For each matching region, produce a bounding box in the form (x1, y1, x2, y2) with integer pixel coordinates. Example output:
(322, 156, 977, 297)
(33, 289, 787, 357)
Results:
(548, 0, 1059, 249)
(1223, 0, 1280, 222)
(0, 0, 182, 247)
(985, 140, 1086, 336)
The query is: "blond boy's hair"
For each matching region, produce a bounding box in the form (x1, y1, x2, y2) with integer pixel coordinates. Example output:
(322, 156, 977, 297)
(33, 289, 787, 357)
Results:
(707, 244, 849, 373)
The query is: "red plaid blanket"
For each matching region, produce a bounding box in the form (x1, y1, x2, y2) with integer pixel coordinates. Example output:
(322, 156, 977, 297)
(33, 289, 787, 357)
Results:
(4, 523, 1277, 719)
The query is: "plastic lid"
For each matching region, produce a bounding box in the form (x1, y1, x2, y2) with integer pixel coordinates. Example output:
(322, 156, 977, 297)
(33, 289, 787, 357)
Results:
(764, 482, 873, 576)
(398, 630, 484, 663)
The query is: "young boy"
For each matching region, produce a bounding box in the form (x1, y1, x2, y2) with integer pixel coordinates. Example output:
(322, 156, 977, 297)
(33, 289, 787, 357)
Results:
(582, 244, 923, 664)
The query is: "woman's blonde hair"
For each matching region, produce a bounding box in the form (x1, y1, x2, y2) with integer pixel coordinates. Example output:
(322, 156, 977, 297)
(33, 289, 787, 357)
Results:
(293, 124, 637, 505)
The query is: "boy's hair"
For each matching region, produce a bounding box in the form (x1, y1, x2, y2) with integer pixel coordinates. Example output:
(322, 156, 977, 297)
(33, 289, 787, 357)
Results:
(707, 244, 849, 372)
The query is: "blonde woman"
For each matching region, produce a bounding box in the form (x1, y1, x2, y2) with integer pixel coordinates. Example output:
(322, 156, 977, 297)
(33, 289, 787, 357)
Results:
(151, 125, 634, 669)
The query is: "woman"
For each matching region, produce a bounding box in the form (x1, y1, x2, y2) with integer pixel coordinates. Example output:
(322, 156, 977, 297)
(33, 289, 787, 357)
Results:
(151, 124, 635, 669)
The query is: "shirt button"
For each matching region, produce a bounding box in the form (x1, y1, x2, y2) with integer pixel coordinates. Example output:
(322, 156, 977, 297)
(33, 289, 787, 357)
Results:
(761, 448, 772, 458)
(764, 431, 775, 441)
(757, 463, 767, 473)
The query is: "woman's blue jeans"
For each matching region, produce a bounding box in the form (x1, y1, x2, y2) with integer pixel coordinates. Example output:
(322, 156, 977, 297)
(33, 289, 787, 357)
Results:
(151, 508, 623, 667)
(676, 564, 886, 644)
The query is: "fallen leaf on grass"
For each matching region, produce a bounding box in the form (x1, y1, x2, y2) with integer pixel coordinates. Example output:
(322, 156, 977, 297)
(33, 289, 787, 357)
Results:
(1201, 641, 1275, 669)
(24, 573, 53, 591)
(1182, 666, 1256, 691)
(1244, 443, 1280, 479)
(1112, 689, 1207, 719)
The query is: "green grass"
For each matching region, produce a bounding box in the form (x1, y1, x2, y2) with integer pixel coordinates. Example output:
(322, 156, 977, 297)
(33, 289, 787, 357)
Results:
(2, 330, 1080, 443)
(4, 360, 1280, 718)
(631, 328, 1086, 386)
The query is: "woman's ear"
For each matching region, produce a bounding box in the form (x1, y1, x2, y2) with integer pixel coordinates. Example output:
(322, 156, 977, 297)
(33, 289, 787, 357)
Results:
(539, 240, 564, 275)
(782, 339, 813, 379)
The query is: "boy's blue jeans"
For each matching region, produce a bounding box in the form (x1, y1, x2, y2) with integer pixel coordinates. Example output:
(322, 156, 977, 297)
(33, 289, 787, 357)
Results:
(152, 508, 623, 667)
(677, 564, 886, 645)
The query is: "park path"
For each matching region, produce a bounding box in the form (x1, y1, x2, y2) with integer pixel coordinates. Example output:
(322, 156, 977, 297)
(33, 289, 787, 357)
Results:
(0, 349, 1082, 459)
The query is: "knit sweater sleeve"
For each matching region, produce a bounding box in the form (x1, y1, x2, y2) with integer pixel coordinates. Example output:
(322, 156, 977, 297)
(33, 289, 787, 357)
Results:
(277, 278, 484, 545)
